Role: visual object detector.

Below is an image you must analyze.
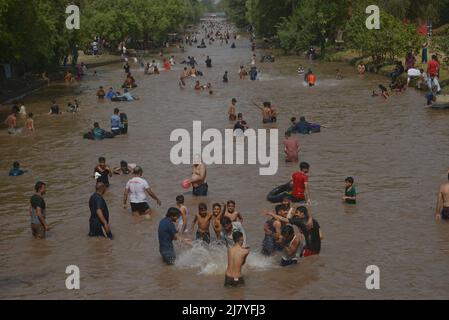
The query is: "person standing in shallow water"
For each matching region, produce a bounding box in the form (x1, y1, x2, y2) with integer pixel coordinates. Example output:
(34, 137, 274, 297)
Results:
(30, 182, 49, 239)
(225, 231, 249, 287)
(158, 207, 191, 265)
(188, 156, 208, 196)
(435, 171, 449, 220)
(88, 182, 113, 239)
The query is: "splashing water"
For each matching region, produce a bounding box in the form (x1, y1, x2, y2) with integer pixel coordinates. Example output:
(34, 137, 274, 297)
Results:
(175, 241, 275, 275)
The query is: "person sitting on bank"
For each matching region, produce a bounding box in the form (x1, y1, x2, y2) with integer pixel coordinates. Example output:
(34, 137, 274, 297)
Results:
(9, 161, 27, 176)
(390, 61, 404, 83)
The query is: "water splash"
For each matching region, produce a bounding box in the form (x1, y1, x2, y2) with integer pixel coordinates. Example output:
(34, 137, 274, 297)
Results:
(175, 241, 275, 275)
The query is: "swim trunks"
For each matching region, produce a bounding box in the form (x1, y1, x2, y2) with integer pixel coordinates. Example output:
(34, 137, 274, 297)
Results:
(280, 257, 298, 267)
(224, 275, 245, 287)
(161, 251, 176, 265)
(130, 202, 150, 215)
(196, 231, 211, 244)
(441, 207, 449, 220)
(302, 248, 319, 257)
(193, 183, 208, 196)
(8, 128, 16, 135)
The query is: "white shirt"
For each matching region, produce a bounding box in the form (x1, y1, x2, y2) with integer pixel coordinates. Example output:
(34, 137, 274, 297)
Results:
(407, 68, 421, 77)
(126, 177, 150, 203)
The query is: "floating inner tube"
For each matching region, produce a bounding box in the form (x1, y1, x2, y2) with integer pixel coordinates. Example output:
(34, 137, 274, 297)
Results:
(310, 123, 321, 133)
(430, 103, 449, 109)
(111, 97, 129, 102)
(267, 183, 292, 203)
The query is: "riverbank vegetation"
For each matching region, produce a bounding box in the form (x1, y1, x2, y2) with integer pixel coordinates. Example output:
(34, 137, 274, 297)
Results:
(0, 0, 210, 75)
(221, 0, 449, 67)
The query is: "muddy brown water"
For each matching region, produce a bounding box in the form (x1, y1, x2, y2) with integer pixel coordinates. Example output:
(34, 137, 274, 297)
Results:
(1, 29, 449, 300)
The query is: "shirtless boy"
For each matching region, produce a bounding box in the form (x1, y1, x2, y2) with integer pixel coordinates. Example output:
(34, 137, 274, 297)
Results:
(212, 202, 226, 238)
(191, 203, 212, 244)
(436, 172, 449, 220)
(225, 200, 243, 223)
(228, 98, 237, 121)
(225, 231, 250, 287)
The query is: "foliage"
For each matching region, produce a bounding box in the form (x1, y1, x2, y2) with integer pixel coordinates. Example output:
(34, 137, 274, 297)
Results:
(345, 4, 421, 61)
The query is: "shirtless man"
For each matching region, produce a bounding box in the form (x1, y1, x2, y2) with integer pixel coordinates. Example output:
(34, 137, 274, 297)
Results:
(262, 102, 272, 123)
(212, 202, 226, 238)
(225, 200, 243, 223)
(191, 203, 212, 244)
(435, 172, 449, 220)
(279, 225, 301, 267)
(25, 113, 34, 132)
(228, 98, 237, 121)
(190, 157, 208, 196)
(4, 111, 17, 135)
(225, 231, 250, 287)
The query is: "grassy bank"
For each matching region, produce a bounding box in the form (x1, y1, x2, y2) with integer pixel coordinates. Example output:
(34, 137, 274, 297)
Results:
(325, 48, 449, 93)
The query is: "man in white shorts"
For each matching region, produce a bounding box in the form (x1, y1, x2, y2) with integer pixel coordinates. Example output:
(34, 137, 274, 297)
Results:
(123, 167, 161, 218)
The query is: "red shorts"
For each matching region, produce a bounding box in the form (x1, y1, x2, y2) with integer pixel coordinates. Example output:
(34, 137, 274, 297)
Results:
(302, 249, 318, 257)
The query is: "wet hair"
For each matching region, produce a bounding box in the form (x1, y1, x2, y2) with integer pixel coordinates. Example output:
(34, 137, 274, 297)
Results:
(345, 177, 354, 184)
(275, 204, 287, 214)
(227, 200, 236, 206)
(34, 181, 46, 192)
(28, 112, 33, 118)
(176, 195, 185, 204)
(199, 203, 207, 211)
(133, 166, 143, 176)
(221, 216, 232, 226)
(96, 182, 106, 192)
(300, 162, 310, 171)
(281, 225, 294, 238)
(232, 231, 243, 243)
(232, 98, 237, 103)
(13, 161, 20, 168)
(296, 206, 309, 219)
(98, 157, 106, 163)
(167, 207, 181, 218)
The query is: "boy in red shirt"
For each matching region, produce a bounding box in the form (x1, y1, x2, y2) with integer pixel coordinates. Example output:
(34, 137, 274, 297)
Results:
(290, 162, 311, 204)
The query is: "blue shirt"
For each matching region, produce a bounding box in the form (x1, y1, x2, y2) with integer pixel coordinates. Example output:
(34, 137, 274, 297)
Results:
(295, 121, 311, 134)
(111, 115, 121, 130)
(9, 168, 26, 176)
(158, 217, 177, 254)
(106, 91, 116, 100)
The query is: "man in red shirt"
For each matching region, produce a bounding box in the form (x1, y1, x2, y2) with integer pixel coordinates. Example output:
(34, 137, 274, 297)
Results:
(427, 55, 439, 77)
(427, 55, 441, 93)
(290, 162, 311, 204)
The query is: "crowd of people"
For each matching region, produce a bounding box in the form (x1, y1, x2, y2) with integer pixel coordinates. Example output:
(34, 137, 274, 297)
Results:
(6, 17, 448, 291)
